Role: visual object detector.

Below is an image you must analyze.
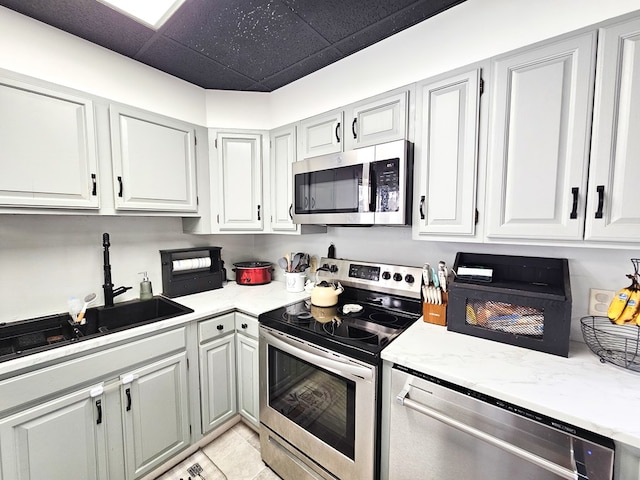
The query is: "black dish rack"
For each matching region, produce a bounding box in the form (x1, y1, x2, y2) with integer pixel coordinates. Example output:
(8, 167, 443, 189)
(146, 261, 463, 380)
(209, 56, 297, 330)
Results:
(581, 316, 640, 372)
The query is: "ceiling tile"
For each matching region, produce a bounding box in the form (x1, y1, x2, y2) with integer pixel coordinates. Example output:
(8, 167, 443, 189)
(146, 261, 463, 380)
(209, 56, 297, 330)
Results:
(334, 0, 467, 56)
(163, 0, 332, 82)
(137, 36, 256, 91)
(281, 0, 418, 43)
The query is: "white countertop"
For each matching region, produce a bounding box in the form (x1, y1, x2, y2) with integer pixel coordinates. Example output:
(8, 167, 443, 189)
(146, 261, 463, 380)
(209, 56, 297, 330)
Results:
(0, 281, 308, 377)
(382, 319, 640, 450)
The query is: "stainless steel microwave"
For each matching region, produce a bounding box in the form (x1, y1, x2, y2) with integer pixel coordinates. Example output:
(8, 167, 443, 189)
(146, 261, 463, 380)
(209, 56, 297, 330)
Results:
(292, 139, 412, 225)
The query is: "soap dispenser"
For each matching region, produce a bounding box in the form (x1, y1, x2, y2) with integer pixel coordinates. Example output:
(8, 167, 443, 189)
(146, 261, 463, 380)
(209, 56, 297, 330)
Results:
(139, 272, 153, 300)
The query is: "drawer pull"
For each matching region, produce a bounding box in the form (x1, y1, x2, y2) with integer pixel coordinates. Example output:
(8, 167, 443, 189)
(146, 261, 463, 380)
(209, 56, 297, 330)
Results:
(96, 400, 102, 425)
(217, 324, 224, 331)
(241, 323, 248, 329)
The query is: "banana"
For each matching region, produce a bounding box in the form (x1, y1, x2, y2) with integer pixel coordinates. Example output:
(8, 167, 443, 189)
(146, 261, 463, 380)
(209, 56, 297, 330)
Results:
(608, 287, 632, 322)
(613, 289, 640, 325)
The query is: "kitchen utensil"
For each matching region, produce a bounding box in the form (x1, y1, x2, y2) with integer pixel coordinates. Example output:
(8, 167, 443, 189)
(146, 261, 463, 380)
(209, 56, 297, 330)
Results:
(67, 296, 82, 323)
(233, 261, 273, 285)
(277, 257, 289, 271)
(285, 253, 291, 272)
(290, 253, 301, 272)
(76, 292, 97, 324)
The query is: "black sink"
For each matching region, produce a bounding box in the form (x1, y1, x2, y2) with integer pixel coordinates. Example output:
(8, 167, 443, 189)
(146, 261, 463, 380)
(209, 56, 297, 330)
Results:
(88, 296, 194, 334)
(0, 297, 193, 362)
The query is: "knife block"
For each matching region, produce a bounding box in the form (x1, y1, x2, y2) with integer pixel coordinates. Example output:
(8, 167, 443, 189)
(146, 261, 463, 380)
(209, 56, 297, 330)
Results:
(422, 292, 447, 326)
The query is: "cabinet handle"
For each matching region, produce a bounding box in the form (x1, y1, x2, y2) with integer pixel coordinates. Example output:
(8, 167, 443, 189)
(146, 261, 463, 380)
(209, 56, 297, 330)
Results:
(352, 118, 357, 139)
(311, 197, 316, 209)
(96, 399, 102, 425)
(117, 176, 123, 197)
(419, 196, 426, 220)
(91, 174, 97, 196)
(335, 122, 341, 143)
(595, 185, 604, 219)
(241, 323, 248, 329)
(257, 205, 261, 221)
(217, 324, 224, 331)
(125, 387, 132, 411)
(289, 204, 293, 220)
(570, 187, 579, 219)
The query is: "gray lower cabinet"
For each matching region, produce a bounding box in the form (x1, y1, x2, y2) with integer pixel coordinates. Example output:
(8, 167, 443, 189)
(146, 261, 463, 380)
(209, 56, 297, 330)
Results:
(198, 312, 237, 433)
(120, 352, 190, 479)
(0, 327, 189, 480)
(0, 384, 108, 480)
(235, 312, 259, 428)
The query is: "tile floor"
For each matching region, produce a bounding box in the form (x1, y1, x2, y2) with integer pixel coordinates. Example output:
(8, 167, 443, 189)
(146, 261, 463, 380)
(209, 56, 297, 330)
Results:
(155, 423, 280, 480)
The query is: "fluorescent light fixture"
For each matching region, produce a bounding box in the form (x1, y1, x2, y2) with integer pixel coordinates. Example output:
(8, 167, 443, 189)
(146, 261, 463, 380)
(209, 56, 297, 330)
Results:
(97, 0, 186, 29)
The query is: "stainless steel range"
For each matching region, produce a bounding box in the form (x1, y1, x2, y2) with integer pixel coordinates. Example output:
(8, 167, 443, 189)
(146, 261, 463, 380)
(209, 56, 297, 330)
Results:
(258, 257, 423, 480)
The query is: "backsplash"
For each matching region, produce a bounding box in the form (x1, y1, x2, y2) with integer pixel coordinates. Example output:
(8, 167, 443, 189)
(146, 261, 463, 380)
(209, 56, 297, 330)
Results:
(1, 215, 638, 344)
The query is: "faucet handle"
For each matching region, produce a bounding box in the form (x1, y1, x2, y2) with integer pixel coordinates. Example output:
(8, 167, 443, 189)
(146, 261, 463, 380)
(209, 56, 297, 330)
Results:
(102, 232, 110, 247)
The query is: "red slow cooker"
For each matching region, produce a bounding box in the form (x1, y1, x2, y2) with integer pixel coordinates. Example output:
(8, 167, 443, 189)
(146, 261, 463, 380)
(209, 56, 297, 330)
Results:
(232, 261, 273, 285)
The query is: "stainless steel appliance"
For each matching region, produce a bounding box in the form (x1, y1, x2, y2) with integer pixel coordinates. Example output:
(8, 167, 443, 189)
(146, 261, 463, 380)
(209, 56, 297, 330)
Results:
(292, 140, 412, 225)
(389, 364, 615, 480)
(259, 257, 423, 480)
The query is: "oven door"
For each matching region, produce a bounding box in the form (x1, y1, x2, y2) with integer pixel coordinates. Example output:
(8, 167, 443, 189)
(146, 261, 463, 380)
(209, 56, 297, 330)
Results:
(259, 326, 376, 480)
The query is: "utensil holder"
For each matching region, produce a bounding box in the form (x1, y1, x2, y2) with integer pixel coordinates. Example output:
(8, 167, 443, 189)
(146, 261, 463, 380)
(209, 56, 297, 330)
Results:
(423, 293, 447, 326)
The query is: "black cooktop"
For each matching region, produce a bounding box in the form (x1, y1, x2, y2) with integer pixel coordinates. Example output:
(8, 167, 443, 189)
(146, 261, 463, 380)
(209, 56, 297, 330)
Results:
(259, 287, 421, 364)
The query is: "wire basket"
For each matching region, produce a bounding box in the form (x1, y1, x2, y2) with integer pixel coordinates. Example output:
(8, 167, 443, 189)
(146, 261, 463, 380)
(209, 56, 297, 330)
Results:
(580, 316, 640, 372)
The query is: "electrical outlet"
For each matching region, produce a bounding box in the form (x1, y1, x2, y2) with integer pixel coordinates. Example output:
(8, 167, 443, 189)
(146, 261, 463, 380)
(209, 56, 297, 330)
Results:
(588, 288, 615, 316)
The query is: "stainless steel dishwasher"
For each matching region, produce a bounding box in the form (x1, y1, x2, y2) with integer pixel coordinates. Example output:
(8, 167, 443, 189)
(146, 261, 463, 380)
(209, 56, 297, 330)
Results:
(389, 365, 615, 480)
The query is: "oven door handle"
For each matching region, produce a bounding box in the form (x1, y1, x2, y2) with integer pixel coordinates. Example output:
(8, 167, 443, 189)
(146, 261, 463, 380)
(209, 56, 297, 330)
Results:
(396, 387, 577, 480)
(262, 329, 373, 381)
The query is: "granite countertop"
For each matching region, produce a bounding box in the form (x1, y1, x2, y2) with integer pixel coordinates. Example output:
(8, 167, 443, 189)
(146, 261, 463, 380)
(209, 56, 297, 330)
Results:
(0, 281, 308, 377)
(382, 319, 640, 450)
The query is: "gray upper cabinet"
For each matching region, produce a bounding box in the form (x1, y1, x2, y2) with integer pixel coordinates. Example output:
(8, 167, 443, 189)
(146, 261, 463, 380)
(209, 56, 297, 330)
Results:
(298, 89, 409, 160)
(215, 131, 264, 231)
(413, 66, 484, 238)
(109, 104, 198, 213)
(345, 90, 408, 150)
(585, 16, 640, 242)
(270, 125, 297, 232)
(0, 77, 99, 209)
(485, 32, 597, 241)
(298, 109, 344, 159)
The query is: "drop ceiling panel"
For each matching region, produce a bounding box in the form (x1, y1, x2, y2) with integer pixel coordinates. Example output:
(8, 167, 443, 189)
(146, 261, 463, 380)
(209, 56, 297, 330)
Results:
(0, 0, 467, 91)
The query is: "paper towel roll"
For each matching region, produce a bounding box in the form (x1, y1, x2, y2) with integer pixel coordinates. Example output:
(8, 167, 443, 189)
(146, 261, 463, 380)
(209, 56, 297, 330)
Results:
(172, 257, 211, 272)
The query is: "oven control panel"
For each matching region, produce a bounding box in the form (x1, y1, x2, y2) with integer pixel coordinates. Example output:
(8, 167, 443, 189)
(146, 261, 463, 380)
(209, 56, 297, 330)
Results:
(319, 257, 423, 299)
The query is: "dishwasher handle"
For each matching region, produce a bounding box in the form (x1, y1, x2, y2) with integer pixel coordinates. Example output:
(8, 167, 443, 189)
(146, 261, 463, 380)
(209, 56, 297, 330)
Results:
(396, 387, 577, 480)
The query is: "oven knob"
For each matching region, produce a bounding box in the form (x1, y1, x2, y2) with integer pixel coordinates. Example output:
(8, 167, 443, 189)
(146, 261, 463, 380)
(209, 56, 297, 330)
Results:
(329, 264, 338, 273)
(393, 273, 402, 282)
(405, 274, 415, 284)
(382, 271, 391, 280)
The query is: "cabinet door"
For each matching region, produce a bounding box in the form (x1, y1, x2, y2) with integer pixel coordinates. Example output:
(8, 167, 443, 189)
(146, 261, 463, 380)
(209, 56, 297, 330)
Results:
(485, 33, 597, 240)
(270, 125, 297, 232)
(0, 78, 99, 209)
(299, 110, 344, 159)
(109, 104, 197, 212)
(346, 91, 408, 150)
(585, 17, 640, 242)
(199, 333, 236, 433)
(235, 313, 259, 428)
(120, 352, 189, 480)
(216, 132, 263, 230)
(0, 386, 107, 480)
(414, 68, 482, 236)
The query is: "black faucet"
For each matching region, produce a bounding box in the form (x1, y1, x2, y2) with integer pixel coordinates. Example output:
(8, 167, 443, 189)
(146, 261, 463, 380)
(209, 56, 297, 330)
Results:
(102, 233, 132, 307)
